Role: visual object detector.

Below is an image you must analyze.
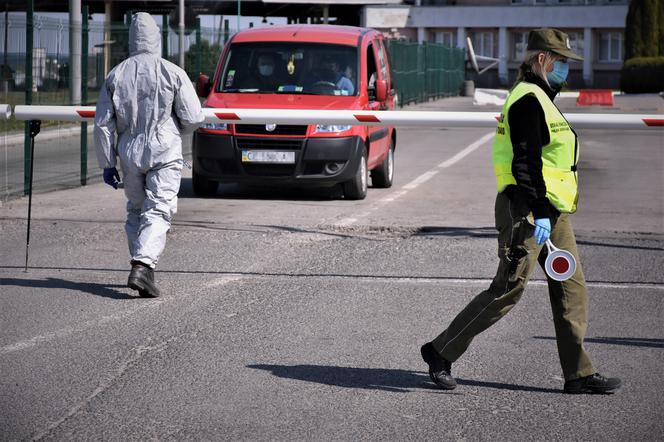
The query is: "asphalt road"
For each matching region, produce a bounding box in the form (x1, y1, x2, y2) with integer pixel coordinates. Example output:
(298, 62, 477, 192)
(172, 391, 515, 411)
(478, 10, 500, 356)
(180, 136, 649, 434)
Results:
(1, 96, 663, 441)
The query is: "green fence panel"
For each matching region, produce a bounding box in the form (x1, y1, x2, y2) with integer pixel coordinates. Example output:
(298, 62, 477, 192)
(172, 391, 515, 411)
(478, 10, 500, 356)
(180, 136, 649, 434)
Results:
(387, 39, 465, 108)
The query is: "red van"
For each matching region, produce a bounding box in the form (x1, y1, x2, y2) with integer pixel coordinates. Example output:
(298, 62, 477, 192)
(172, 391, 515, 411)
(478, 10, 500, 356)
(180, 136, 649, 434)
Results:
(193, 25, 396, 200)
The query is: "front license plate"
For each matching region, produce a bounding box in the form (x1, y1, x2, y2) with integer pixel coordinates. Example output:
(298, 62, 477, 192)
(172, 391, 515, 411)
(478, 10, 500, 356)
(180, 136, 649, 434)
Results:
(241, 150, 295, 164)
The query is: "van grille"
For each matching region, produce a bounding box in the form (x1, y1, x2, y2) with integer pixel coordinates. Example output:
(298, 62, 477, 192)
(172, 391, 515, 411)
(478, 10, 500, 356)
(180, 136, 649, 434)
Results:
(235, 124, 308, 136)
(236, 138, 303, 151)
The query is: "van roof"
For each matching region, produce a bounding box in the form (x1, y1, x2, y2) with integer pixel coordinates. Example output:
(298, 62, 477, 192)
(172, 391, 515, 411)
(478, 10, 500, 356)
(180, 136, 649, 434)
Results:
(231, 25, 375, 47)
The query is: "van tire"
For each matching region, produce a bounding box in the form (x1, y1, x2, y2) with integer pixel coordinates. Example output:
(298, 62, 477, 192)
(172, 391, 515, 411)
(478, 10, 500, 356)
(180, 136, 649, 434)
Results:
(192, 168, 218, 197)
(343, 147, 368, 200)
(371, 140, 394, 188)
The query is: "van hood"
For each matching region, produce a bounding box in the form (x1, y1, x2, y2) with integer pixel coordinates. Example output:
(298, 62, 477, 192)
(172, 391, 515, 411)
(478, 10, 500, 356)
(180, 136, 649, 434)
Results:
(205, 93, 362, 111)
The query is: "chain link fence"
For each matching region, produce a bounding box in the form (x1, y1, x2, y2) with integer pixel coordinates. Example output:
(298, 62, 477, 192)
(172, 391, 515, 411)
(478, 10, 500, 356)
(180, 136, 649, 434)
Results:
(0, 15, 232, 202)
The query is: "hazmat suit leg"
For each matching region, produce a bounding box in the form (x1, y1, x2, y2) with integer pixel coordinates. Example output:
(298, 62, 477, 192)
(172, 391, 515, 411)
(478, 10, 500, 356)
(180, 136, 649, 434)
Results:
(121, 160, 182, 268)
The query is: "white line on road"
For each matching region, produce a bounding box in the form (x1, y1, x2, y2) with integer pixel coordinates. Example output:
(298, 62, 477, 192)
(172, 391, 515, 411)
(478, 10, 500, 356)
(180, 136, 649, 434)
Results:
(0, 275, 242, 356)
(334, 131, 494, 227)
(30, 337, 178, 441)
(229, 273, 662, 291)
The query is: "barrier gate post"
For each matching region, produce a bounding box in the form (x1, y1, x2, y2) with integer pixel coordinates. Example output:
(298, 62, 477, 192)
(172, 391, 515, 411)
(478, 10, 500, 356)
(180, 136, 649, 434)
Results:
(81, 4, 89, 186)
(25, 119, 41, 272)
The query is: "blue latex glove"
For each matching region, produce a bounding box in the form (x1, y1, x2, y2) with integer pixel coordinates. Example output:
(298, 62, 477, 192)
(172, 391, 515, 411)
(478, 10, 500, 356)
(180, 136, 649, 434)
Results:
(533, 218, 551, 245)
(103, 167, 121, 189)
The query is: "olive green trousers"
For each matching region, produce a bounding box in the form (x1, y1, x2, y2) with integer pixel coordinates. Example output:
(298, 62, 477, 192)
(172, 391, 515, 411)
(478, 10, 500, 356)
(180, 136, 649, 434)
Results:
(431, 192, 596, 381)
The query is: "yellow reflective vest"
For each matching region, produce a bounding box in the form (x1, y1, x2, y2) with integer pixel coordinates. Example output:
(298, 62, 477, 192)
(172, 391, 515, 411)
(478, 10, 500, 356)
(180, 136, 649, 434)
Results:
(492, 81, 580, 213)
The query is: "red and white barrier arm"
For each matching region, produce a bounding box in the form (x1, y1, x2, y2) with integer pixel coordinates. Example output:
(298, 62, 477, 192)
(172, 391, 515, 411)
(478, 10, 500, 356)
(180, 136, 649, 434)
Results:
(13, 105, 664, 130)
(0, 104, 11, 120)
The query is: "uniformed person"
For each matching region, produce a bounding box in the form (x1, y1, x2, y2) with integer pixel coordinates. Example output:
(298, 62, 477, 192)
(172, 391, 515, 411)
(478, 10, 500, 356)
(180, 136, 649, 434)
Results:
(420, 29, 622, 394)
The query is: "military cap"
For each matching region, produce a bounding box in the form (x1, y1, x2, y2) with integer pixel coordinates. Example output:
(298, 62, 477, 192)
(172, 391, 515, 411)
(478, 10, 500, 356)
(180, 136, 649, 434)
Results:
(527, 28, 583, 61)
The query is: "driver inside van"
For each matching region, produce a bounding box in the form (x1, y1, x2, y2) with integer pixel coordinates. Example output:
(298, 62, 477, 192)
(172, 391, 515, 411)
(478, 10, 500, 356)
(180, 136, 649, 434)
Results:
(238, 52, 281, 92)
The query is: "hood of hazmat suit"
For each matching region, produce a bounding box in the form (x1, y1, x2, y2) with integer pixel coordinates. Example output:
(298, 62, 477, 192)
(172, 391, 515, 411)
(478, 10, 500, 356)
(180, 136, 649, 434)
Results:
(94, 12, 204, 172)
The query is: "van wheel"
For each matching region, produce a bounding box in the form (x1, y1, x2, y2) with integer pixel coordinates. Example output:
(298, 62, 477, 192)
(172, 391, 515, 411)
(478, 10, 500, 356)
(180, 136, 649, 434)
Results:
(370, 140, 394, 188)
(343, 147, 368, 200)
(192, 167, 218, 197)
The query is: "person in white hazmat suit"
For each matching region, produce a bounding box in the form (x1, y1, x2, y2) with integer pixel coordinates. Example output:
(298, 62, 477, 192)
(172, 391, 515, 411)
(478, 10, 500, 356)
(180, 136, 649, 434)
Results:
(94, 12, 204, 297)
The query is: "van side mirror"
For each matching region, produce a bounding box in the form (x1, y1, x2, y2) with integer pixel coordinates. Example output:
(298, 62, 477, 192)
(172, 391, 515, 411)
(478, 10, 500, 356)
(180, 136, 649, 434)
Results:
(196, 74, 212, 97)
(375, 79, 387, 102)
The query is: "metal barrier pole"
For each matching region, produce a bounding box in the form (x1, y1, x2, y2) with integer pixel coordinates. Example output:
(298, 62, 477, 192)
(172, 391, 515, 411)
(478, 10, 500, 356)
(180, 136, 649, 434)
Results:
(25, 119, 41, 272)
(24, 0, 34, 196)
(81, 5, 88, 186)
(196, 17, 202, 77)
(223, 19, 230, 44)
(13, 105, 664, 130)
(178, 0, 185, 68)
(162, 14, 168, 60)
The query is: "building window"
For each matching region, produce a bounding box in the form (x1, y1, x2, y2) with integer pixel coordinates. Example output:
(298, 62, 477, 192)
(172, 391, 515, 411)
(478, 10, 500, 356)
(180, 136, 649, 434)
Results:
(599, 31, 623, 62)
(513, 31, 529, 61)
(566, 31, 584, 57)
(471, 32, 495, 58)
(434, 31, 455, 48)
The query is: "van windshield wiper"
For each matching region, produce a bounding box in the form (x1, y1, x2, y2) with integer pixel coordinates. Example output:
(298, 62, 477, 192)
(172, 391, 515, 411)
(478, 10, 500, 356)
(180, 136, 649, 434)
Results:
(275, 90, 319, 95)
(221, 88, 282, 94)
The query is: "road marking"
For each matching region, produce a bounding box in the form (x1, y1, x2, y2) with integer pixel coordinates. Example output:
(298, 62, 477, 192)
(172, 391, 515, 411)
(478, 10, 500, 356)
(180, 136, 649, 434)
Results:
(0, 276, 241, 356)
(30, 336, 178, 441)
(0, 299, 165, 355)
(402, 170, 438, 190)
(437, 132, 495, 169)
(334, 131, 494, 227)
(238, 274, 663, 291)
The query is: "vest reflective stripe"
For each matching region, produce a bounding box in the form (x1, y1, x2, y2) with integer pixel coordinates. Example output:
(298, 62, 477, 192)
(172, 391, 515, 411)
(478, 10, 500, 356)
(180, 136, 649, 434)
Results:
(492, 82, 580, 213)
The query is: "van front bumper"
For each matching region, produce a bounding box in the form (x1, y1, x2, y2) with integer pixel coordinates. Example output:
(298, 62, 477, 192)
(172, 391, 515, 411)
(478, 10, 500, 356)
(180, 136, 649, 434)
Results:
(193, 132, 364, 186)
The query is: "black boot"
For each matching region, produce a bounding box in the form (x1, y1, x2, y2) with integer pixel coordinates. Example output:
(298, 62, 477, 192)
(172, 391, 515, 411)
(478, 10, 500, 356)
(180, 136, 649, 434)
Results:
(563, 373, 622, 394)
(128, 261, 160, 298)
(421, 342, 457, 390)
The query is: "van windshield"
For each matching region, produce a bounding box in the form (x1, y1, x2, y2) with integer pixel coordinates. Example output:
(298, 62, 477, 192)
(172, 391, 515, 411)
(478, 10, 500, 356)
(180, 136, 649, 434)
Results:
(218, 42, 358, 96)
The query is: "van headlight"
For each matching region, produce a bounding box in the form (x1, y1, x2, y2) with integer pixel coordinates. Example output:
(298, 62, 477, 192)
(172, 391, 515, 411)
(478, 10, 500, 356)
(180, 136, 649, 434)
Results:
(314, 124, 352, 133)
(201, 123, 228, 131)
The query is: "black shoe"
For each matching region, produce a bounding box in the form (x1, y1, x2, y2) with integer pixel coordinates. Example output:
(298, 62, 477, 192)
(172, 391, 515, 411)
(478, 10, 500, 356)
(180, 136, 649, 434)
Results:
(128, 262, 160, 298)
(420, 342, 457, 390)
(563, 373, 622, 394)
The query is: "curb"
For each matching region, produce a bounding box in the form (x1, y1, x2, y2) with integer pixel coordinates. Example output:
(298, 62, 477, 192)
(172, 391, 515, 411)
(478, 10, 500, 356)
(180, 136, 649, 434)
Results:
(2, 124, 94, 147)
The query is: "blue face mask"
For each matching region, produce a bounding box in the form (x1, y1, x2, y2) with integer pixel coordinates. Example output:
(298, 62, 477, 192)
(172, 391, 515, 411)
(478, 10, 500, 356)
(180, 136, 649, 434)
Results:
(546, 61, 569, 87)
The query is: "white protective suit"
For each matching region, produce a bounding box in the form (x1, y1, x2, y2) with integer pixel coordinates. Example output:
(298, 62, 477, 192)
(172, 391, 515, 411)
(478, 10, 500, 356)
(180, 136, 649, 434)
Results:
(94, 12, 204, 268)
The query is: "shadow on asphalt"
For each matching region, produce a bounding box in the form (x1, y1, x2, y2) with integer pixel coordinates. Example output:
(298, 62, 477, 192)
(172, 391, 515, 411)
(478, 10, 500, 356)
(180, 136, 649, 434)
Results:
(455, 378, 560, 394)
(534, 336, 664, 349)
(415, 226, 497, 238)
(178, 178, 343, 201)
(0, 277, 136, 300)
(247, 364, 560, 394)
(415, 227, 664, 251)
(574, 240, 664, 252)
(3, 266, 663, 287)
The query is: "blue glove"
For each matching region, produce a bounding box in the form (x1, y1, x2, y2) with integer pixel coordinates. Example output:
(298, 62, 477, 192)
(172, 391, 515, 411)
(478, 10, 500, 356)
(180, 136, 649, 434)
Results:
(533, 218, 551, 245)
(103, 167, 121, 189)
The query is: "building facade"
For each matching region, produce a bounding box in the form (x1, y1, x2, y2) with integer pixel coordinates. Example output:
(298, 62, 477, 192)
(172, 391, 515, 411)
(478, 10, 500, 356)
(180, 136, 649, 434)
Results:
(362, 0, 629, 88)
